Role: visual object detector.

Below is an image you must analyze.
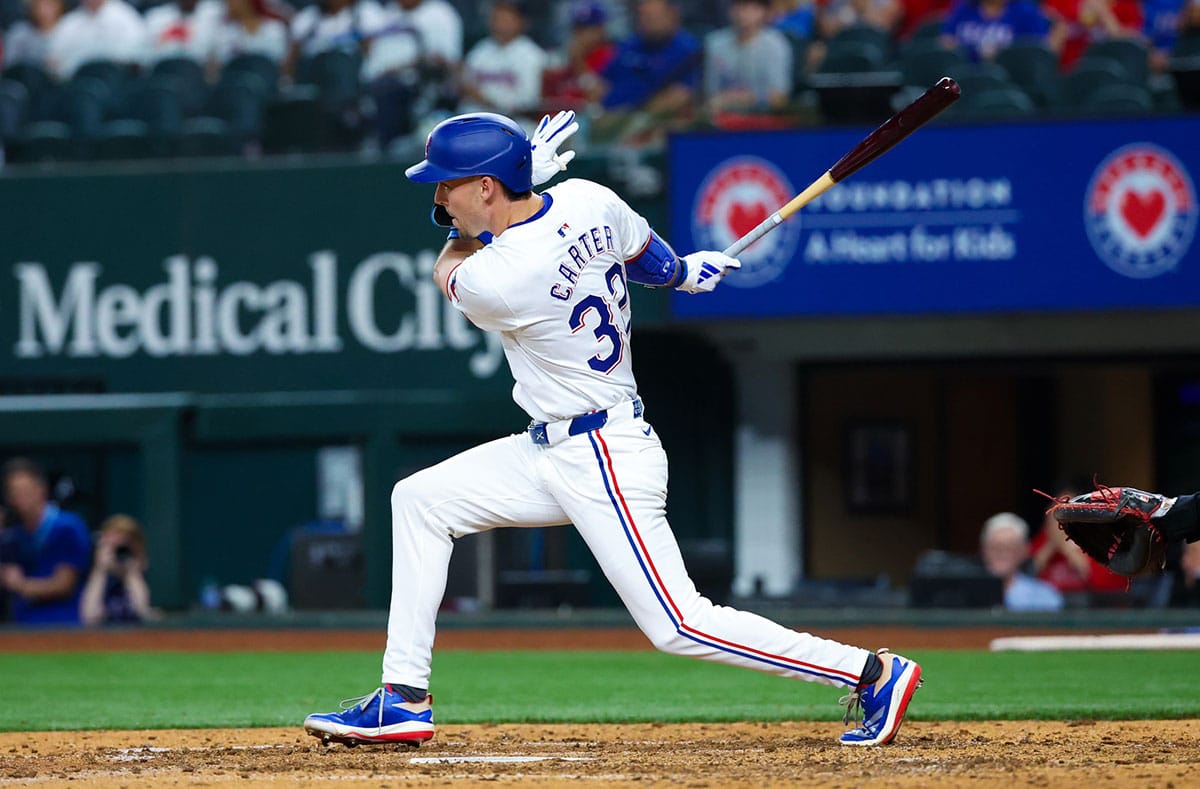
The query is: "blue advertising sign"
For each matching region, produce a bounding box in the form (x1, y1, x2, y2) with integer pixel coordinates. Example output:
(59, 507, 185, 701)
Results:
(669, 117, 1200, 318)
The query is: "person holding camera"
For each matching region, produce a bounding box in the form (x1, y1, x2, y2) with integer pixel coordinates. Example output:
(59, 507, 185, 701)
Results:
(80, 514, 157, 626)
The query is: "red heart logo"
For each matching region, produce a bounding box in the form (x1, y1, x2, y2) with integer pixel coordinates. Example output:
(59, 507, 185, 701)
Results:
(728, 202, 769, 238)
(1120, 189, 1165, 239)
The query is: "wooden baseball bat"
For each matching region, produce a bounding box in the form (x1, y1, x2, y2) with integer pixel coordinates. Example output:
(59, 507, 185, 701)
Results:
(722, 77, 961, 258)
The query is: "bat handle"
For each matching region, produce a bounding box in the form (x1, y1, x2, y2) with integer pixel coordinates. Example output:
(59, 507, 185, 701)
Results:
(723, 212, 784, 258)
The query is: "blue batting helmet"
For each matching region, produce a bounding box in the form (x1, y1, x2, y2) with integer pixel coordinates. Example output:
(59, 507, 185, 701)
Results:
(405, 113, 533, 193)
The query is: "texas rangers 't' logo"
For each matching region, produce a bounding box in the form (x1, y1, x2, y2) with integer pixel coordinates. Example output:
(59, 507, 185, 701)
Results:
(1084, 143, 1197, 279)
(692, 157, 800, 287)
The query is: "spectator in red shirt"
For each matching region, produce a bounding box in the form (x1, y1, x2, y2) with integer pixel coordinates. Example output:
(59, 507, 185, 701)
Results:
(1045, 0, 1146, 71)
(542, 0, 616, 110)
(1030, 481, 1128, 596)
(896, 0, 954, 39)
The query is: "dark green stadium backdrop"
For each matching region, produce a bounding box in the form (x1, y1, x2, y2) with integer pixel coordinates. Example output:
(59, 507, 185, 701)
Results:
(0, 158, 732, 611)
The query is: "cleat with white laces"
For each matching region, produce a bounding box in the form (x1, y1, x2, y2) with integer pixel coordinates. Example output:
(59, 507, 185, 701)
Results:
(304, 685, 434, 746)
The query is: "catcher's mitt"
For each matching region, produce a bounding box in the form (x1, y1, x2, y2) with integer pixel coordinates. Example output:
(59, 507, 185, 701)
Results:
(1042, 485, 1171, 576)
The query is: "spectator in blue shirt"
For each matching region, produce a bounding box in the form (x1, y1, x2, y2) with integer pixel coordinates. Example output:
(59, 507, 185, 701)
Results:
(980, 511, 1063, 612)
(941, 0, 1051, 62)
(593, 0, 700, 145)
(0, 459, 92, 626)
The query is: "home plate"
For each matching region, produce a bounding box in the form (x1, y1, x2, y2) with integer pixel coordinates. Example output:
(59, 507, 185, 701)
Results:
(411, 755, 595, 765)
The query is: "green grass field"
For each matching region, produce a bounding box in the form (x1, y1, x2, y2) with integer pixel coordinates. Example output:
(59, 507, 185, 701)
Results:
(2, 649, 1197, 731)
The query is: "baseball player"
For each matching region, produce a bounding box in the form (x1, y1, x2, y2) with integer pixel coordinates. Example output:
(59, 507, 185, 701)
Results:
(304, 111, 922, 748)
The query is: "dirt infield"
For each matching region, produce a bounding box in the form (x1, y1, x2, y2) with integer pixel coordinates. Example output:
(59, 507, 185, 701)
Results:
(3, 627, 1197, 786)
(3, 720, 1199, 787)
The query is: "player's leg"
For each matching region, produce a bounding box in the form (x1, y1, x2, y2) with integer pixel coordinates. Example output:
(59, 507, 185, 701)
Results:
(305, 433, 568, 746)
(547, 419, 920, 744)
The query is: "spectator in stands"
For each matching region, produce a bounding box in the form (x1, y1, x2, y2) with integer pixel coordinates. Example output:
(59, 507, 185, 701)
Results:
(286, 0, 383, 78)
(1044, 0, 1145, 71)
(1142, 0, 1182, 72)
(45, 0, 146, 79)
(1030, 480, 1129, 598)
(940, 0, 1052, 62)
(0, 458, 92, 626)
(703, 0, 793, 117)
(80, 514, 158, 626)
(1187, 0, 1200, 33)
(592, 0, 700, 144)
(2, 0, 64, 69)
(896, 0, 955, 39)
(1170, 538, 1200, 606)
(818, 0, 903, 40)
(361, 0, 462, 147)
(541, 0, 616, 111)
(771, 0, 817, 39)
(980, 512, 1064, 612)
(143, 0, 224, 66)
(210, 0, 290, 67)
(458, 0, 546, 125)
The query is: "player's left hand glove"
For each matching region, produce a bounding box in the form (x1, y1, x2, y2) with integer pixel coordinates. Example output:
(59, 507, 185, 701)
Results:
(530, 110, 579, 186)
(677, 251, 741, 294)
(1045, 484, 1173, 576)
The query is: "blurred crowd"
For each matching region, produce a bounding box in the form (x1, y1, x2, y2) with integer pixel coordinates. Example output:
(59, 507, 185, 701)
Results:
(0, 458, 158, 627)
(2, 0, 1199, 162)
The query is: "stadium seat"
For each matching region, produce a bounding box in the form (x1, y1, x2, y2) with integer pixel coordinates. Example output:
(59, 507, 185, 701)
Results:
(899, 41, 967, 88)
(818, 40, 889, 73)
(72, 59, 134, 113)
(262, 84, 329, 154)
(1, 62, 56, 120)
(150, 57, 210, 116)
(296, 49, 362, 111)
(127, 76, 186, 134)
(203, 74, 266, 141)
(1083, 38, 1151, 86)
(0, 79, 30, 141)
(1081, 83, 1154, 115)
(827, 23, 894, 62)
(1150, 75, 1182, 112)
(1061, 58, 1133, 109)
(222, 53, 280, 99)
(1175, 32, 1200, 58)
(954, 85, 1037, 119)
(952, 62, 1015, 98)
(7, 120, 78, 163)
(907, 17, 946, 46)
(123, 77, 187, 154)
(51, 78, 108, 138)
(92, 119, 155, 161)
(178, 116, 239, 157)
(781, 32, 811, 95)
(993, 38, 1060, 108)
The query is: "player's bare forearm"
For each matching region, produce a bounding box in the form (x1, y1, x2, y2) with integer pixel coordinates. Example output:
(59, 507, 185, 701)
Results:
(433, 237, 483, 300)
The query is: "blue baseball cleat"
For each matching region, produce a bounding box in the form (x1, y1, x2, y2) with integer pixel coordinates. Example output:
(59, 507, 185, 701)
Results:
(839, 649, 923, 746)
(304, 685, 435, 747)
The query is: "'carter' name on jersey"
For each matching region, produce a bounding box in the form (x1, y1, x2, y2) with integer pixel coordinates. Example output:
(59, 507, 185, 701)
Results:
(550, 224, 616, 301)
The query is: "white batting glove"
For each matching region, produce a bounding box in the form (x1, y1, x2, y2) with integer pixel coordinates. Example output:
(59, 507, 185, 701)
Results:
(678, 251, 741, 294)
(530, 110, 579, 186)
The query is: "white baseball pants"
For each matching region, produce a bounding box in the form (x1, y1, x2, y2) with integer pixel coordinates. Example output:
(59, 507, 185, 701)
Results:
(381, 402, 871, 690)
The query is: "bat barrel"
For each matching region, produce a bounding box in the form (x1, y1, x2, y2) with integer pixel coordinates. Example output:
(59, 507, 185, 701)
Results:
(828, 77, 960, 184)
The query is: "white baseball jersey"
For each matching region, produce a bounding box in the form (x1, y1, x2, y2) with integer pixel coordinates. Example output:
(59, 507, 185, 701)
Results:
(459, 35, 546, 117)
(378, 177, 874, 702)
(446, 179, 644, 423)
